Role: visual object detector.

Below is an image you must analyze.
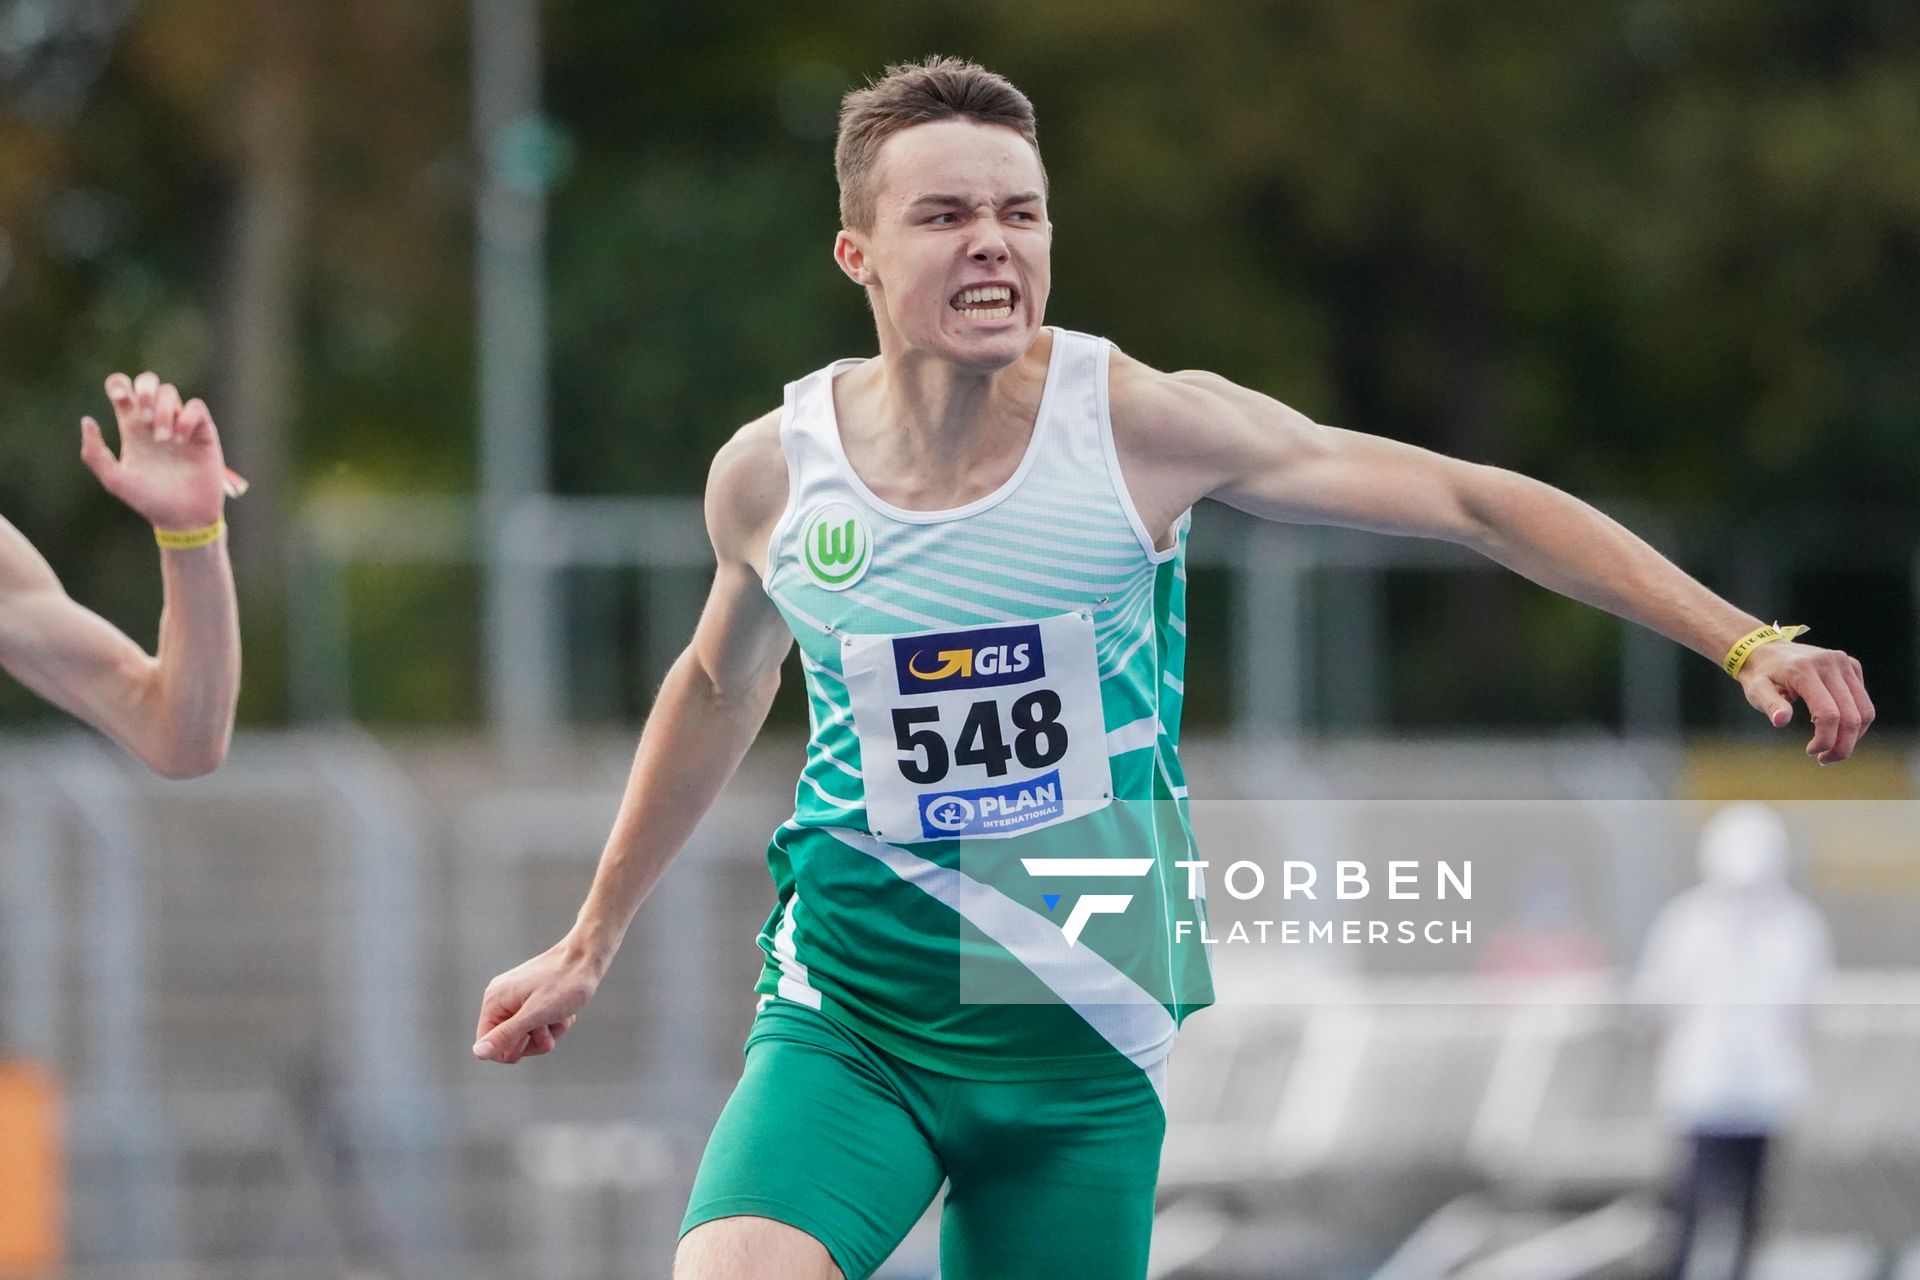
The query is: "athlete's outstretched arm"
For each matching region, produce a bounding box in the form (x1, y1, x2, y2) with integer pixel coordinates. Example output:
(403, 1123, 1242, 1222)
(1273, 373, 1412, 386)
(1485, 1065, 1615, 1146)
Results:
(0, 373, 239, 777)
(1110, 358, 1873, 762)
(473, 413, 794, 1065)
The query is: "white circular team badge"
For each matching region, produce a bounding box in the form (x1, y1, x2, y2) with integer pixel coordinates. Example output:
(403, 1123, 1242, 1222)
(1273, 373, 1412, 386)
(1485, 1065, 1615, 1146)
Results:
(799, 502, 872, 592)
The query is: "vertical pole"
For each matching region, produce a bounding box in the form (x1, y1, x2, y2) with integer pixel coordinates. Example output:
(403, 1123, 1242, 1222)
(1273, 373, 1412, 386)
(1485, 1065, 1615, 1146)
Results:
(1620, 621, 1682, 739)
(473, 0, 561, 738)
(1234, 525, 1307, 737)
(1321, 561, 1381, 730)
(285, 537, 354, 722)
(1911, 548, 1920, 734)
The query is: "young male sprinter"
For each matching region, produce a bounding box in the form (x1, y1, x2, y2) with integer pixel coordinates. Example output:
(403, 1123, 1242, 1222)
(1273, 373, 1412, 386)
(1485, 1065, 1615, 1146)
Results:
(0, 373, 240, 777)
(472, 58, 1875, 1280)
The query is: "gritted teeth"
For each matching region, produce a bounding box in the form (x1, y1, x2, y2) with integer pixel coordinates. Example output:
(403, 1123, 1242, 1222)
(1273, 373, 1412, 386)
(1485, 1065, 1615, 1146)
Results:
(951, 284, 1016, 309)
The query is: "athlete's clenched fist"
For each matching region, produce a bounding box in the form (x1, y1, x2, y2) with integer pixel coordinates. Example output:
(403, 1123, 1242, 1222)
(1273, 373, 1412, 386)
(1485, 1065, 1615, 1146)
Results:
(472, 940, 599, 1065)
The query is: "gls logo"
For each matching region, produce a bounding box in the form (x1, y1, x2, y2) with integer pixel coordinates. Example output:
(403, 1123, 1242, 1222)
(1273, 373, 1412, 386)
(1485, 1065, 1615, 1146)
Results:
(893, 623, 1044, 694)
(1021, 857, 1154, 946)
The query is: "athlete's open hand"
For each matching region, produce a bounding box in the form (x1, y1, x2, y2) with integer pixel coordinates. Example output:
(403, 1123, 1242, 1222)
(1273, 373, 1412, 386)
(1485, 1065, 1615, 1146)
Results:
(81, 372, 230, 531)
(473, 940, 598, 1065)
(1738, 640, 1874, 764)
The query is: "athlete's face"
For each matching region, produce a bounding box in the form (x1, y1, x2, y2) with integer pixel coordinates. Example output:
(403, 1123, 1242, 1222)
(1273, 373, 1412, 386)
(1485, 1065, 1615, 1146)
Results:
(835, 119, 1051, 372)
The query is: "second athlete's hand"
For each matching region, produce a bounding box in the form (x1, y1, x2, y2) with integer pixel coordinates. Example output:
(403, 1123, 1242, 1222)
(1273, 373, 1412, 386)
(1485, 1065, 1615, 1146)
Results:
(472, 938, 601, 1064)
(81, 372, 229, 532)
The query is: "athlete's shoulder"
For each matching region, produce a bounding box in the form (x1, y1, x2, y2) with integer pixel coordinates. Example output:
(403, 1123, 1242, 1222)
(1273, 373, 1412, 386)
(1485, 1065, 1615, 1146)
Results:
(1104, 348, 1248, 465)
(704, 408, 787, 567)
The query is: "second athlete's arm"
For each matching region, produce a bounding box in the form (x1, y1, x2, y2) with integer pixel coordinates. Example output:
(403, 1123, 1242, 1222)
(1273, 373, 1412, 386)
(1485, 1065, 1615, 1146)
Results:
(473, 412, 794, 1063)
(0, 374, 240, 777)
(1110, 356, 1873, 762)
(0, 518, 237, 777)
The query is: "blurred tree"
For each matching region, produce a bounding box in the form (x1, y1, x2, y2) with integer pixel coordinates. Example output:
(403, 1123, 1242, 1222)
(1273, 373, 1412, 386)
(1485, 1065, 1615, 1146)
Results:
(1, 0, 473, 720)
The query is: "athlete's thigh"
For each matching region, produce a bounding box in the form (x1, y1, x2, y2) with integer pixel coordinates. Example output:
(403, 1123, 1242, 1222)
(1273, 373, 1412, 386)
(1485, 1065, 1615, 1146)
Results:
(938, 1067, 1166, 1280)
(680, 1000, 945, 1280)
(676, 1214, 842, 1280)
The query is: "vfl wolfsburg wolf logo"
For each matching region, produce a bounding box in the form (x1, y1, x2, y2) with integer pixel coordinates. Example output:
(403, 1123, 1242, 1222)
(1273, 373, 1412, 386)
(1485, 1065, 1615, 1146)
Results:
(800, 503, 871, 591)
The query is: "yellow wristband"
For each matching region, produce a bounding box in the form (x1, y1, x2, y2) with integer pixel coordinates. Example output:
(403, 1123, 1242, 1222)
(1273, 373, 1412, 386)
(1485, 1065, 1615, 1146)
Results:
(1724, 621, 1809, 678)
(154, 518, 227, 551)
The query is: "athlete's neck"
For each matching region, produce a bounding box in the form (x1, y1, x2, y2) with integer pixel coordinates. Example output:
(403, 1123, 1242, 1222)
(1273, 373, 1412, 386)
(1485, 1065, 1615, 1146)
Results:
(838, 330, 1053, 496)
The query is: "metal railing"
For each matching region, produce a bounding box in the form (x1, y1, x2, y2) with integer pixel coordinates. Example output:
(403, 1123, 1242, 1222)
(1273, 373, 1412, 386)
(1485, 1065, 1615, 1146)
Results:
(288, 494, 1920, 738)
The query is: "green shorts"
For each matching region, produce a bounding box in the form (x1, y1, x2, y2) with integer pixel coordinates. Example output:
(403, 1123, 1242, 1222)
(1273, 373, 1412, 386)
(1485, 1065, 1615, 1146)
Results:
(680, 997, 1167, 1280)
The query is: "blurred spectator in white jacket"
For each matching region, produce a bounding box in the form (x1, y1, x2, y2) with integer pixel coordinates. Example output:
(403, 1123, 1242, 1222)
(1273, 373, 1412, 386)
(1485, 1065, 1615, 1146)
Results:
(1633, 802, 1834, 1280)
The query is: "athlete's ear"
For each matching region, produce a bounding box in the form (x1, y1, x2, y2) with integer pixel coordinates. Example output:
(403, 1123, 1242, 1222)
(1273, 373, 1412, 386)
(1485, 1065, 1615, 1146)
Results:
(834, 230, 872, 287)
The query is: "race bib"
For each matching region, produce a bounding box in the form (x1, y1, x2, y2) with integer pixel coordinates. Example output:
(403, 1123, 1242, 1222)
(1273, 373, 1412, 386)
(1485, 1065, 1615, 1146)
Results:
(841, 613, 1113, 841)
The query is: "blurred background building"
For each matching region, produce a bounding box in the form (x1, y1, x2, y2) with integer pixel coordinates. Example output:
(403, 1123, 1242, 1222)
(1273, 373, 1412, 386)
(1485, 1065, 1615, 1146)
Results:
(1, 0, 1916, 1276)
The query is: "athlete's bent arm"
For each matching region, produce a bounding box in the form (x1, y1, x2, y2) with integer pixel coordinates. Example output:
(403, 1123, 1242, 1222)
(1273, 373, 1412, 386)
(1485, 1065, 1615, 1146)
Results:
(1111, 358, 1874, 763)
(0, 373, 239, 777)
(473, 414, 793, 1064)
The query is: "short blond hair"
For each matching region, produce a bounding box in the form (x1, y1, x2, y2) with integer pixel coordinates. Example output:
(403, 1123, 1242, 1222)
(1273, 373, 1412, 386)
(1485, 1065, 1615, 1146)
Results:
(834, 56, 1043, 233)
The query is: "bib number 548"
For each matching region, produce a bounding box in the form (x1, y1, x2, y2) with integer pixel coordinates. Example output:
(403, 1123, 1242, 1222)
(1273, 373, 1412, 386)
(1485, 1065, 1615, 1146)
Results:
(891, 691, 1068, 784)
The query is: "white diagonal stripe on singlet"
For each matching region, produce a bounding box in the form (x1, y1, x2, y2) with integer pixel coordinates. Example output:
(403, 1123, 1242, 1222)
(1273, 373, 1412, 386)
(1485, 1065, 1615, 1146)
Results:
(808, 737, 864, 782)
(1094, 581, 1156, 665)
(889, 561, 1115, 616)
(906, 549, 1140, 600)
(1091, 570, 1155, 628)
(823, 826, 1175, 1100)
(892, 510, 1128, 560)
(770, 892, 823, 1009)
(1000, 482, 1142, 524)
(975, 514, 1142, 562)
(1099, 595, 1160, 679)
(797, 770, 861, 813)
(776, 593, 832, 635)
(799, 650, 845, 685)
(1105, 714, 1159, 756)
(832, 582, 952, 630)
(853, 571, 1026, 627)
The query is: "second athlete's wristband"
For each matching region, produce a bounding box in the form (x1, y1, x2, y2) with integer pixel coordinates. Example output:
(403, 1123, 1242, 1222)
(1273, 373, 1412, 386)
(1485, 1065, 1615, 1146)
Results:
(1724, 622, 1808, 678)
(154, 518, 227, 551)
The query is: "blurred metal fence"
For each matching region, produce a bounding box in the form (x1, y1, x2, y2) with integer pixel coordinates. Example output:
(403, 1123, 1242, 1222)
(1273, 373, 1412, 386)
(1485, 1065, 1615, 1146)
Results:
(287, 496, 1920, 739)
(1161, 973, 1920, 1279)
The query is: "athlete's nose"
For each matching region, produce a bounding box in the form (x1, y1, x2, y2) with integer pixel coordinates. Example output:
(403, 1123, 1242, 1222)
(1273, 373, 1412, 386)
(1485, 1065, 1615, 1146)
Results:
(968, 221, 1010, 264)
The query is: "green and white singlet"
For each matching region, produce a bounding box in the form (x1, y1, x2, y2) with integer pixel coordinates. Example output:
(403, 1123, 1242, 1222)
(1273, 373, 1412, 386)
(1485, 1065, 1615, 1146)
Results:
(753, 327, 1213, 1097)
